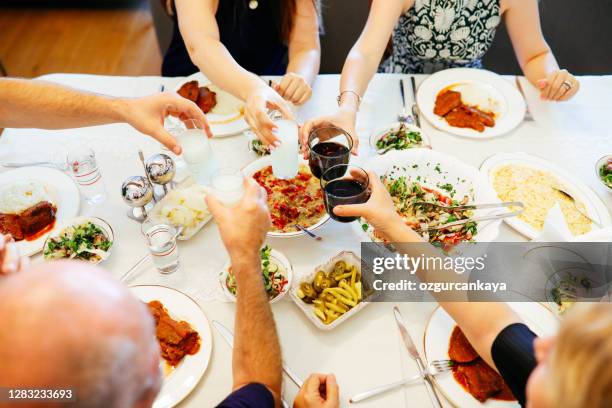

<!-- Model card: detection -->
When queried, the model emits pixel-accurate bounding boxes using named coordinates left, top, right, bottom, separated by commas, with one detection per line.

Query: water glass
left=211, top=167, right=245, bottom=207
left=141, top=219, right=180, bottom=274
left=320, top=164, right=370, bottom=223
left=66, top=146, right=106, bottom=204
left=270, top=119, right=299, bottom=179
left=308, top=126, right=353, bottom=179
left=178, top=119, right=218, bottom=185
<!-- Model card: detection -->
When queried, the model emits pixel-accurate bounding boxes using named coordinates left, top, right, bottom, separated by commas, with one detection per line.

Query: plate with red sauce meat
left=0, top=167, right=80, bottom=256
left=242, top=156, right=330, bottom=238
left=417, top=68, right=525, bottom=138
left=173, top=73, right=248, bottom=138
left=130, top=285, right=213, bottom=408
left=424, top=301, right=558, bottom=407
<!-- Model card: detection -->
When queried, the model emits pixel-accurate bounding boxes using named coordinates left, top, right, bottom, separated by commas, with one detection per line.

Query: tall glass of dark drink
left=308, top=126, right=353, bottom=179
left=320, top=164, right=370, bottom=223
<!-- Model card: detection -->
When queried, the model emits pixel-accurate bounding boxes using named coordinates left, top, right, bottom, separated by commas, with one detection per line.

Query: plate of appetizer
left=0, top=167, right=80, bottom=256
left=417, top=68, right=525, bottom=138
left=219, top=245, right=292, bottom=304
left=595, top=155, right=612, bottom=192
left=149, top=183, right=213, bottom=240
left=291, top=251, right=368, bottom=330
left=480, top=152, right=611, bottom=240
left=43, top=217, right=113, bottom=264
left=369, top=122, right=431, bottom=154
left=242, top=156, right=330, bottom=238
left=424, top=302, right=558, bottom=407
left=130, top=285, right=213, bottom=408
left=174, top=72, right=248, bottom=137
left=354, top=149, right=502, bottom=246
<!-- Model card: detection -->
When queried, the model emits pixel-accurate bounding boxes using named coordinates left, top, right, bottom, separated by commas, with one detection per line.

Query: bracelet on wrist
left=336, top=90, right=362, bottom=110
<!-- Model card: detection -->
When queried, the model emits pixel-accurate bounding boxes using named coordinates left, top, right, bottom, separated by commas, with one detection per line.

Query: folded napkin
left=535, top=203, right=612, bottom=242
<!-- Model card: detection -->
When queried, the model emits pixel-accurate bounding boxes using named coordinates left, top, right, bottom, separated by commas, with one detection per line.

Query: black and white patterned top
left=380, top=0, right=501, bottom=74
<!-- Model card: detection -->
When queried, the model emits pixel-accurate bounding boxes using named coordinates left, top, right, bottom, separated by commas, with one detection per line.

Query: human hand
left=205, top=177, right=271, bottom=261
left=294, top=374, right=339, bottom=408
left=272, top=72, right=312, bottom=105
left=299, top=108, right=358, bottom=159
left=245, top=84, right=295, bottom=147
left=0, top=234, right=28, bottom=276
left=121, top=92, right=212, bottom=155
left=536, top=69, right=580, bottom=101
left=333, top=170, right=406, bottom=240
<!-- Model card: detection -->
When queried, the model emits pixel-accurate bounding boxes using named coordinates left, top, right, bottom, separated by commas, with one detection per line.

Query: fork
left=398, top=79, right=412, bottom=124
left=349, top=360, right=452, bottom=403
left=413, top=201, right=523, bottom=212
left=552, top=187, right=601, bottom=227
left=515, top=76, right=534, bottom=122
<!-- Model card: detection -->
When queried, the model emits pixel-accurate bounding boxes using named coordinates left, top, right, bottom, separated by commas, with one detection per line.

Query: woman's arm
left=333, top=172, right=521, bottom=369
left=274, top=0, right=321, bottom=105
left=299, top=0, right=406, bottom=153
left=174, top=0, right=293, bottom=145
left=503, top=0, right=579, bottom=101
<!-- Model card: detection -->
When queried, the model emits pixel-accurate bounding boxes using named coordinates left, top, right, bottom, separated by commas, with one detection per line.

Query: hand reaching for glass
left=244, top=84, right=295, bottom=147
left=299, top=108, right=358, bottom=158
left=205, top=177, right=270, bottom=261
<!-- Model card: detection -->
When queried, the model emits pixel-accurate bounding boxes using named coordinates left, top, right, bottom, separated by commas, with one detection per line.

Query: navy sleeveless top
left=162, top=0, right=289, bottom=77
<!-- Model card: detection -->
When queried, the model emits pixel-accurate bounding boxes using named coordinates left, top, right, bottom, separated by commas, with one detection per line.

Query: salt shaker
left=121, top=176, right=154, bottom=222
left=145, top=153, right=176, bottom=196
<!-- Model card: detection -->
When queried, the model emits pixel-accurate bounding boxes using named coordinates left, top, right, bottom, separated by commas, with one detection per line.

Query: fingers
left=282, top=78, right=302, bottom=103
left=205, top=192, right=228, bottom=223
left=255, top=109, right=280, bottom=146
left=549, top=70, right=570, bottom=101
left=1, top=239, right=21, bottom=275
left=333, top=203, right=367, bottom=218
left=152, top=127, right=181, bottom=155
left=559, top=78, right=579, bottom=101
left=324, top=374, right=339, bottom=404
left=303, top=373, right=324, bottom=393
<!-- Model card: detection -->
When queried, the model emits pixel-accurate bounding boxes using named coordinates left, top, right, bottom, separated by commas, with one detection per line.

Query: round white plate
left=352, top=149, right=502, bottom=243
left=424, top=301, right=558, bottom=408
left=242, top=155, right=330, bottom=238
left=219, top=248, right=293, bottom=304
left=0, top=167, right=80, bottom=256
left=480, top=152, right=612, bottom=240
left=369, top=122, right=431, bottom=153
left=417, top=68, right=525, bottom=138
left=173, top=73, right=248, bottom=138
left=130, top=285, right=213, bottom=408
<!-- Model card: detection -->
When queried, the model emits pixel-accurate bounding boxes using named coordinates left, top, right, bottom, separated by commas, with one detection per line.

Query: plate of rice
left=480, top=152, right=611, bottom=240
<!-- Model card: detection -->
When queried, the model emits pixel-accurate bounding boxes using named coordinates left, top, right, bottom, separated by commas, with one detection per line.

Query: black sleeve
left=491, top=323, right=538, bottom=407
left=216, top=383, right=275, bottom=408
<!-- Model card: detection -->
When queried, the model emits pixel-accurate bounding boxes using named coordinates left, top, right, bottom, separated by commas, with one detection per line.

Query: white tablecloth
left=1, top=73, right=611, bottom=408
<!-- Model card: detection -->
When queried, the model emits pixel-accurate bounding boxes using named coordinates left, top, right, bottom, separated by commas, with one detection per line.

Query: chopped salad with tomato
left=226, top=245, right=289, bottom=300
left=364, top=175, right=477, bottom=246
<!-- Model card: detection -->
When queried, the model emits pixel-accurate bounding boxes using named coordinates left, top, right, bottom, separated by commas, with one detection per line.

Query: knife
left=393, top=307, right=443, bottom=408
left=409, top=76, right=421, bottom=128
left=212, top=320, right=304, bottom=388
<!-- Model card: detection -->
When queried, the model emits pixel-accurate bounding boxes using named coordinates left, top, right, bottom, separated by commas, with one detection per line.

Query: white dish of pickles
left=291, top=251, right=368, bottom=330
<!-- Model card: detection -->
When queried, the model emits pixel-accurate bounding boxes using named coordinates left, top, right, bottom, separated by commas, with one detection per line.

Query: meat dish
left=434, top=89, right=496, bottom=132
left=177, top=80, right=217, bottom=114
left=0, top=201, right=57, bottom=241
left=253, top=164, right=326, bottom=233
left=448, top=326, right=515, bottom=403
left=147, top=300, right=201, bottom=367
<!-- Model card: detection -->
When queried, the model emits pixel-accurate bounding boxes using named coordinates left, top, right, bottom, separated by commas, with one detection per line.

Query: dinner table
left=1, top=72, right=611, bottom=408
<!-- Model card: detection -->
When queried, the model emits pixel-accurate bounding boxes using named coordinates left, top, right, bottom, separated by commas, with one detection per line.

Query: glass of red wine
left=320, top=164, right=371, bottom=223
left=308, top=126, right=353, bottom=179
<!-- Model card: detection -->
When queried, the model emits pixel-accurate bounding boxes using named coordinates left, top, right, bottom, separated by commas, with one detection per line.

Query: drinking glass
left=66, top=146, right=106, bottom=204
left=178, top=119, right=218, bottom=185
left=270, top=119, right=299, bottom=179
left=320, top=164, right=370, bottom=223
left=308, top=126, right=353, bottom=179
left=141, top=218, right=180, bottom=274
left=211, top=167, right=245, bottom=207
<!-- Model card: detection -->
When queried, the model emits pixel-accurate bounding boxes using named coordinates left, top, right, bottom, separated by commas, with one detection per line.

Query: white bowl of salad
left=43, top=217, right=114, bottom=264
left=595, top=155, right=612, bottom=192
left=219, top=245, right=293, bottom=304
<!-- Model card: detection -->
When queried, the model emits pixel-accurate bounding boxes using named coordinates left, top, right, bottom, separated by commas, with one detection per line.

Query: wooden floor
left=0, top=1, right=162, bottom=78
